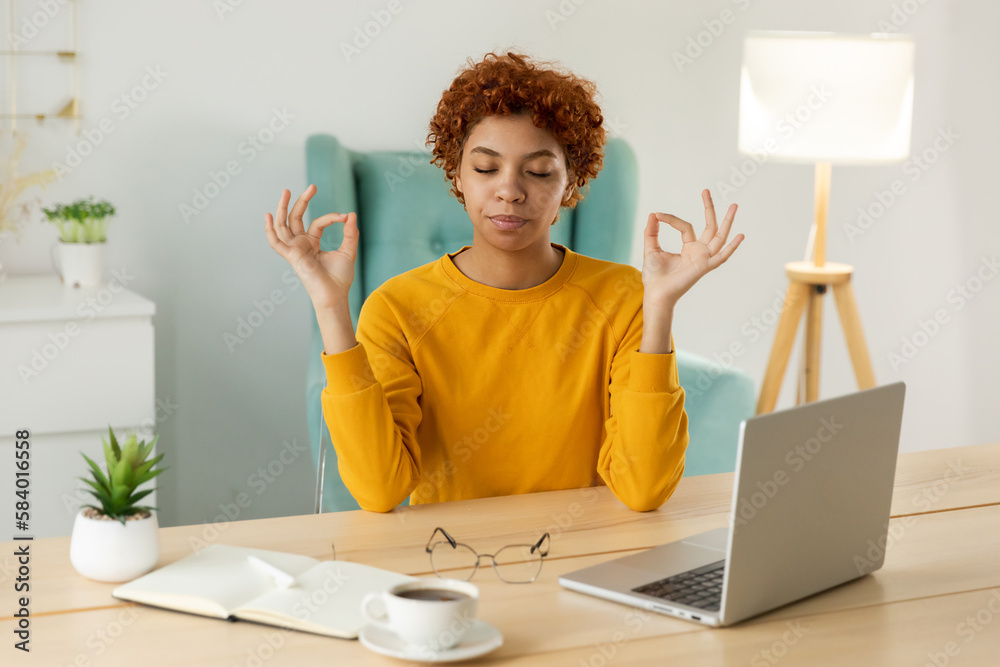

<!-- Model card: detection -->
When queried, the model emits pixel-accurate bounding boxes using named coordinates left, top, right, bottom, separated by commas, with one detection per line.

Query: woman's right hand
left=265, top=184, right=359, bottom=311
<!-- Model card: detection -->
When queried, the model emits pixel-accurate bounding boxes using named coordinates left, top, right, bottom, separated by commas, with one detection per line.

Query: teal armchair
left=304, top=134, right=755, bottom=512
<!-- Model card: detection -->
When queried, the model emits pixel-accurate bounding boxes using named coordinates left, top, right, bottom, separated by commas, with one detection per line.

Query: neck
left=456, top=242, right=565, bottom=290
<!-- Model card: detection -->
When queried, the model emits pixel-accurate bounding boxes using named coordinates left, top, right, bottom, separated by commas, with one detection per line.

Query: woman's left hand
left=642, top=189, right=744, bottom=308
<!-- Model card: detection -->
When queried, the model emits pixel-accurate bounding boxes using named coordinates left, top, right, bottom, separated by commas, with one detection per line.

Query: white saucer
left=358, top=619, right=503, bottom=663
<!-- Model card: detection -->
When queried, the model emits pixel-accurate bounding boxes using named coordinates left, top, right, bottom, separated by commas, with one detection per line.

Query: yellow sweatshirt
left=320, top=243, right=689, bottom=513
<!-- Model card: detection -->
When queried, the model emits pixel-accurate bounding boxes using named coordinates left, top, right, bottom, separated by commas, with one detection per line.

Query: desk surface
left=3, top=442, right=1000, bottom=665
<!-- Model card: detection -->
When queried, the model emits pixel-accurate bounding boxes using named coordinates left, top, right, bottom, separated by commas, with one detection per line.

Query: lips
left=490, top=215, right=528, bottom=230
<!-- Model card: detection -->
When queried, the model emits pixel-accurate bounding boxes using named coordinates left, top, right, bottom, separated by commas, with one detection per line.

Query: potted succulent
left=42, top=196, right=116, bottom=287
left=70, top=426, right=166, bottom=583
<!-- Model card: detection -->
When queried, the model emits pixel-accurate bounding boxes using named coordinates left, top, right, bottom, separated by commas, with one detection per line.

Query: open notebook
left=112, top=544, right=417, bottom=639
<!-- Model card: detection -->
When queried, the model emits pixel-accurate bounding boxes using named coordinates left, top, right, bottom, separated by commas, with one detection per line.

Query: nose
left=494, top=169, right=526, bottom=203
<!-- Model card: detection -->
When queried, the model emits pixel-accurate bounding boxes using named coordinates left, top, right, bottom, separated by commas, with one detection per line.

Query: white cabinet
left=0, top=274, right=156, bottom=538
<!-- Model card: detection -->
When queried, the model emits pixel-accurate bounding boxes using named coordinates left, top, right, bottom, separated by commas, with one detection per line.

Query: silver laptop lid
left=720, top=382, right=906, bottom=625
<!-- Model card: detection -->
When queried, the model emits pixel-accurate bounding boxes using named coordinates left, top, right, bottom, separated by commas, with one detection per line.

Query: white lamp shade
left=737, top=31, right=915, bottom=164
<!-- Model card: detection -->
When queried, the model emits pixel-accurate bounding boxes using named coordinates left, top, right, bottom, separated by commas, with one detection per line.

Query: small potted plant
left=70, top=426, right=166, bottom=583
left=42, top=196, right=116, bottom=287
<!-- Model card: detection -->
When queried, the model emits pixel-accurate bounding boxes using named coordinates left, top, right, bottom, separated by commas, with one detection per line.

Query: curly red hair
left=426, top=50, right=606, bottom=210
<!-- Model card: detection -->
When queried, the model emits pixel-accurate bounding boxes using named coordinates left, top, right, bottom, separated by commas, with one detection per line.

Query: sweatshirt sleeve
left=596, top=307, right=689, bottom=512
left=319, top=291, right=422, bottom=512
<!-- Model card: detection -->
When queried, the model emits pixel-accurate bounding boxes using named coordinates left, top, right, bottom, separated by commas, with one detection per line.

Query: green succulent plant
left=79, top=426, right=166, bottom=525
left=42, top=196, right=116, bottom=243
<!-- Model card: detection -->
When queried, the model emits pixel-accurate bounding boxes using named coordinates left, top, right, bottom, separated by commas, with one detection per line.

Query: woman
left=265, top=51, right=742, bottom=513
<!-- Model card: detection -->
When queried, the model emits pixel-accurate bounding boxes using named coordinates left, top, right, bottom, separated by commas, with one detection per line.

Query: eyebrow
left=468, top=146, right=558, bottom=161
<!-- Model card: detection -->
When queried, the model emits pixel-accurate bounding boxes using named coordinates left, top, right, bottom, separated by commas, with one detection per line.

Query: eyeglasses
left=425, top=527, right=551, bottom=584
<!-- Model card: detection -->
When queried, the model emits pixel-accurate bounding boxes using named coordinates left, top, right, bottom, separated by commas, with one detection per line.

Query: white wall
left=4, top=0, right=997, bottom=528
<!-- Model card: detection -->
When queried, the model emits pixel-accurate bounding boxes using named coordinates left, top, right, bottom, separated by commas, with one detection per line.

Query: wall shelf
left=3, top=0, right=80, bottom=134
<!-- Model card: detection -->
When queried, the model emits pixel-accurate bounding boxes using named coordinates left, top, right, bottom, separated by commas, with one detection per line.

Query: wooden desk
left=3, top=443, right=999, bottom=665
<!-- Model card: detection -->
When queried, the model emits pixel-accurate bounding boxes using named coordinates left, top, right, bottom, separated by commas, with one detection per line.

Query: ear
left=561, top=180, right=575, bottom=208
left=564, top=171, right=576, bottom=200
left=454, top=163, right=464, bottom=201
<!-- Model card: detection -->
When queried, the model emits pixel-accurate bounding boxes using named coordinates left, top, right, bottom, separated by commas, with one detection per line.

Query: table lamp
left=737, top=30, right=915, bottom=414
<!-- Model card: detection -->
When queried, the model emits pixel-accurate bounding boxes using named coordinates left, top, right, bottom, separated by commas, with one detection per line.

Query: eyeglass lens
left=429, top=540, right=543, bottom=583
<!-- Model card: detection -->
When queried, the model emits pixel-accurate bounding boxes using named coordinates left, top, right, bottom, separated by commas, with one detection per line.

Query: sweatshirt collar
left=442, top=243, right=578, bottom=301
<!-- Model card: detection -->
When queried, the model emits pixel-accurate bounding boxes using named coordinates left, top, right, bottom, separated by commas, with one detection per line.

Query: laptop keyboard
left=631, top=560, right=726, bottom=612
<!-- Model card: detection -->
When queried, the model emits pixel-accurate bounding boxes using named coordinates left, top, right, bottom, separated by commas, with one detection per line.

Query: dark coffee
left=395, top=588, right=470, bottom=602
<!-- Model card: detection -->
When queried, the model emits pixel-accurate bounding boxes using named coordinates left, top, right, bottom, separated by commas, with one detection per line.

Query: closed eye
left=473, top=168, right=551, bottom=178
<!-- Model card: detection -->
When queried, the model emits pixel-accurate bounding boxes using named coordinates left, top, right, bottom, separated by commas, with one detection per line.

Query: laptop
left=559, top=382, right=906, bottom=627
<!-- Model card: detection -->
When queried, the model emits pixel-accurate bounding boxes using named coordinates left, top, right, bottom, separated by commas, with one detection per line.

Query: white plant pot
left=69, top=510, right=160, bottom=582
left=53, top=241, right=106, bottom=287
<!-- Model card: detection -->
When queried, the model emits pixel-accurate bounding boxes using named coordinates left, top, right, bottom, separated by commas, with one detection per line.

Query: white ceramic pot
left=52, top=241, right=106, bottom=287
left=69, top=510, right=160, bottom=582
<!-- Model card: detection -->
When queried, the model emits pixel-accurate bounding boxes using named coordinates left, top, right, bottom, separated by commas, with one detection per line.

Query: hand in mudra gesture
left=264, top=184, right=360, bottom=311
left=642, top=188, right=744, bottom=308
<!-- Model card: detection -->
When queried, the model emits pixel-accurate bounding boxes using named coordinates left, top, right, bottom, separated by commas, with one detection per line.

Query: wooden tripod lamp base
left=756, top=260, right=876, bottom=414
left=755, top=162, right=877, bottom=415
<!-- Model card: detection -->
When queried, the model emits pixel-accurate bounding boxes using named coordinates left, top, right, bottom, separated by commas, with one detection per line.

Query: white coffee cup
left=361, top=578, right=479, bottom=651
